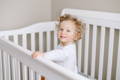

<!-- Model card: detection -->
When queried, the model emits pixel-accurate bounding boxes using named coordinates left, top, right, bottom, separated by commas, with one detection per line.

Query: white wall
left=52, top=0, right=120, bottom=20
left=0, top=0, right=51, bottom=30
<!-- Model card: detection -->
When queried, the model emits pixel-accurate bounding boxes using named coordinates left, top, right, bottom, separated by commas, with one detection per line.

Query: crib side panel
left=0, top=37, right=91, bottom=80
left=0, top=21, right=59, bottom=80
left=76, top=24, right=120, bottom=80
left=87, top=22, right=120, bottom=80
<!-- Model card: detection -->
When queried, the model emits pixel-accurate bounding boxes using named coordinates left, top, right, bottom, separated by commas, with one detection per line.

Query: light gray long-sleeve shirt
left=43, top=43, right=78, bottom=73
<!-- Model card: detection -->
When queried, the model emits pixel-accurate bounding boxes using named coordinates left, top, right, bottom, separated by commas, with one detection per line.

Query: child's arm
left=32, top=47, right=70, bottom=62
left=42, top=49, right=69, bottom=62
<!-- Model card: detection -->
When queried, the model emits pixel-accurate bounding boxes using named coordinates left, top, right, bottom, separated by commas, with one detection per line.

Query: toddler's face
left=58, top=20, right=77, bottom=46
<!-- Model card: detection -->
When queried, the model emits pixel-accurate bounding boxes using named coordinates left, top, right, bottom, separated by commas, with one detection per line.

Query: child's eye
left=59, top=28, right=63, bottom=31
left=67, top=30, right=71, bottom=32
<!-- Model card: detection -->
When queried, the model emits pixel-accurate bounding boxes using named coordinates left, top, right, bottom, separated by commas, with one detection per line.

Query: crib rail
left=0, top=21, right=59, bottom=80
left=0, top=37, right=92, bottom=80
left=62, top=8, right=120, bottom=29
left=0, top=21, right=57, bottom=36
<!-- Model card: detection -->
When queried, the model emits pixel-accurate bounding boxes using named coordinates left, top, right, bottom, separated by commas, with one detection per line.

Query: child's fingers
left=32, top=54, right=38, bottom=58
left=32, top=53, right=38, bottom=58
left=31, top=51, right=42, bottom=59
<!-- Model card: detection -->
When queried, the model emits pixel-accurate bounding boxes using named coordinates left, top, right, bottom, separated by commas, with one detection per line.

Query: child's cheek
left=57, top=33, right=60, bottom=38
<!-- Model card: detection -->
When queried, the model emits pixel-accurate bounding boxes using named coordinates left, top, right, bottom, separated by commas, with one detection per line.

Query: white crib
left=0, top=8, right=120, bottom=80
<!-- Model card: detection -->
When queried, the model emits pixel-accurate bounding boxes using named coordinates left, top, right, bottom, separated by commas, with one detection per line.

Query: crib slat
left=107, top=28, right=115, bottom=80
left=14, top=35, right=18, bottom=44
left=0, top=49, right=3, bottom=80
left=22, top=34, right=27, bottom=49
left=91, top=25, right=97, bottom=78
left=54, top=31, right=58, bottom=49
left=22, top=65, right=28, bottom=80
left=3, top=51, right=8, bottom=80
left=47, top=32, right=51, bottom=51
left=98, top=27, right=105, bottom=80
left=39, top=32, right=45, bottom=80
left=3, top=36, right=11, bottom=80
left=13, top=35, right=21, bottom=80
left=3, top=52, right=11, bottom=80
left=39, top=32, right=43, bottom=52
left=78, top=39, right=82, bottom=72
left=3, top=36, right=9, bottom=80
left=31, top=33, right=35, bottom=51
left=7, top=54, right=11, bottom=80
left=84, top=24, right=89, bottom=74
left=29, top=69, right=35, bottom=80
left=11, top=56, right=17, bottom=80
left=7, top=36, right=11, bottom=80
left=30, top=33, right=36, bottom=80
left=2, top=37, right=6, bottom=80
left=116, top=30, right=120, bottom=80
left=22, top=34, right=29, bottom=80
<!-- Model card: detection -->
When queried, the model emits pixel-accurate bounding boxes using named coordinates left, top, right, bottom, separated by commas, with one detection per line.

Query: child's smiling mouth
left=60, top=35, right=67, bottom=38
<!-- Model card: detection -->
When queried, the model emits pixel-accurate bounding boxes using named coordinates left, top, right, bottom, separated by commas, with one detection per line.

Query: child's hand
left=32, top=51, right=43, bottom=59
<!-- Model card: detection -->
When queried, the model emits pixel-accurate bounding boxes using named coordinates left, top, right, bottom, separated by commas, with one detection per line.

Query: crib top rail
left=62, top=8, right=120, bottom=29
left=0, top=21, right=57, bottom=36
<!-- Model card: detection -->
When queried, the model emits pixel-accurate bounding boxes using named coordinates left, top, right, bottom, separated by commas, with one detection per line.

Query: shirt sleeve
left=42, top=48, right=69, bottom=62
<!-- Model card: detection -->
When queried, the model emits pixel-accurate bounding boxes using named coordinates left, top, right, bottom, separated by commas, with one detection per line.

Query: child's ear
left=74, top=33, right=78, bottom=41
left=76, top=32, right=81, bottom=40
left=74, top=36, right=77, bottom=41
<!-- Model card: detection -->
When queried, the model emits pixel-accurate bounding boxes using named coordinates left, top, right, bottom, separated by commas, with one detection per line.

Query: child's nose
left=61, top=30, right=66, bottom=34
